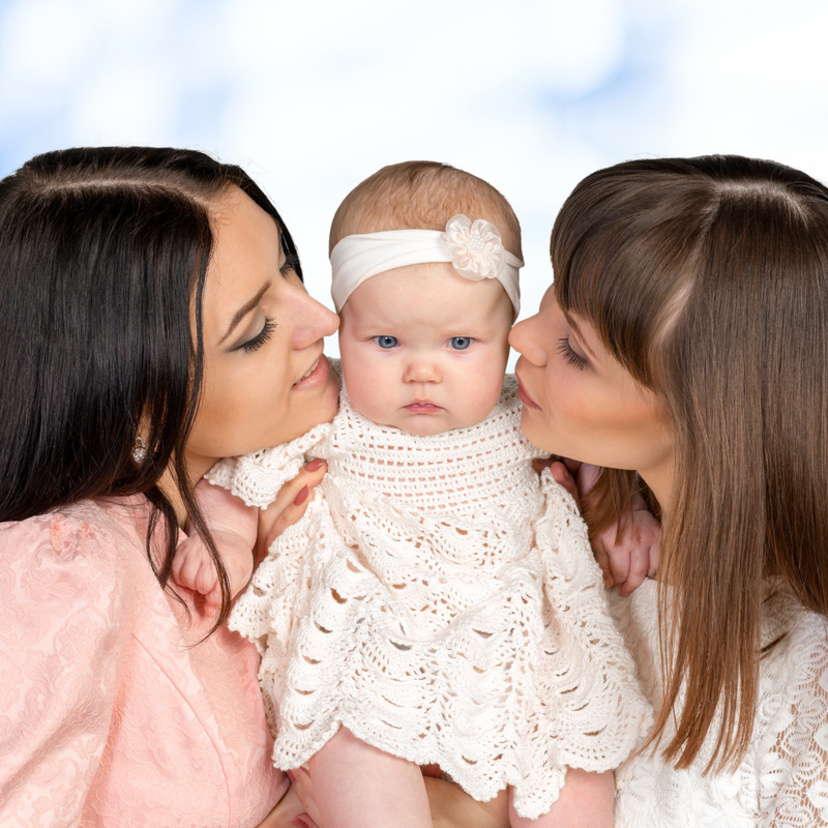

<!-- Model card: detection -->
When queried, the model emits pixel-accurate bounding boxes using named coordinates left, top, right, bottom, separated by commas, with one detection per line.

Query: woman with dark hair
left=0, top=146, right=341, bottom=825
left=509, top=155, right=828, bottom=824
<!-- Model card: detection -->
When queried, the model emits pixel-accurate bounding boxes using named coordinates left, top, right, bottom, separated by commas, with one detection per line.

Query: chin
left=313, top=378, right=342, bottom=420
left=403, top=419, right=450, bottom=437
left=518, top=410, right=554, bottom=453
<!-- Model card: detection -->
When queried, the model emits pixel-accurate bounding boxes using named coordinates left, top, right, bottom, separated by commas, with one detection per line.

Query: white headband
left=330, top=214, right=522, bottom=314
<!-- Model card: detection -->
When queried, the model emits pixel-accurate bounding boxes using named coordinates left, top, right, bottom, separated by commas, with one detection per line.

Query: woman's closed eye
left=557, top=336, right=589, bottom=370
left=373, top=335, right=399, bottom=349
left=236, top=317, right=277, bottom=353
left=280, top=253, right=300, bottom=276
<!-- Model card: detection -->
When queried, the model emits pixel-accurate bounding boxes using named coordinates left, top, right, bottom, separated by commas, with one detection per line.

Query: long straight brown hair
left=552, top=155, right=828, bottom=771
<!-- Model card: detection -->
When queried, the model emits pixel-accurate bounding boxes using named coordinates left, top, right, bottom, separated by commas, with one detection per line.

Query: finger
left=171, top=546, right=185, bottom=579
left=606, top=545, right=632, bottom=587
left=276, top=459, right=328, bottom=512
left=560, top=456, right=583, bottom=477
left=175, top=554, right=203, bottom=591
left=287, top=767, right=321, bottom=826
left=595, top=522, right=632, bottom=587
left=647, top=540, right=661, bottom=579
left=204, top=582, right=223, bottom=617
left=574, top=462, right=601, bottom=494
left=620, top=545, right=650, bottom=596
left=258, top=782, right=312, bottom=827
left=260, top=461, right=329, bottom=549
left=549, top=461, right=579, bottom=502
left=590, top=537, right=615, bottom=588
left=258, top=461, right=328, bottom=540
left=261, top=494, right=313, bottom=551
left=195, top=561, right=218, bottom=596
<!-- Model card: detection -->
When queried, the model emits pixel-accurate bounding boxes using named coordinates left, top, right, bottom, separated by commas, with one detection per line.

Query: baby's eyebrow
left=220, top=283, right=270, bottom=344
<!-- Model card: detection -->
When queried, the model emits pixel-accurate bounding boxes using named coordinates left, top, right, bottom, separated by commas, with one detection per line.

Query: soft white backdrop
left=2, top=0, right=827, bottom=353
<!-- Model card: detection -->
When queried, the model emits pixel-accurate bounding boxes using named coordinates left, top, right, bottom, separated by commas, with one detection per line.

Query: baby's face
left=338, top=263, right=513, bottom=436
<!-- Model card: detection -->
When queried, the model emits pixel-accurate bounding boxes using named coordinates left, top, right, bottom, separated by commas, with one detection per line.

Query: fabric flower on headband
left=441, top=214, right=507, bottom=281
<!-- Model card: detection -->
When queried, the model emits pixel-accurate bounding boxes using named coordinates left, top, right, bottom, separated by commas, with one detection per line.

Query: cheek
left=478, top=359, right=508, bottom=405
left=341, top=353, right=391, bottom=418
left=202, top=352, right=291, bottom=439
left=520, top=362, right=606, bottom=451
left=453, top=353, right=506, bottom=422
left=552, top=374, right=642, bottom=440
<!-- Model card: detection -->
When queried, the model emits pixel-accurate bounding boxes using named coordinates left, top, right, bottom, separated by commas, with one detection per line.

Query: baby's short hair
left=329, top=161, right=522, bottom=260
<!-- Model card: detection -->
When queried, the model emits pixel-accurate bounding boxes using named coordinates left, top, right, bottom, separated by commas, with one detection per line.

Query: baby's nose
left=404, top=358, right=441, bottom=383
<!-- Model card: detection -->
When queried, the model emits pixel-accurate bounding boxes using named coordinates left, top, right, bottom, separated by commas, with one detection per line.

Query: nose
left=509, top=315, right=546, bottom=367
left=291, top=288, right=340, bottom=350
left=404, top=356, right=441, bottom=384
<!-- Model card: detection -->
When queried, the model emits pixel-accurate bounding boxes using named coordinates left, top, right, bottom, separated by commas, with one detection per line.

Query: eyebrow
left=219, top=282, right=271, bottom=345
left=564, top=311, right=599, bottom=361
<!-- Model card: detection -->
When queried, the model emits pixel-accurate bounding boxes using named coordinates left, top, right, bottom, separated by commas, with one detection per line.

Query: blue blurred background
left=1, top=0, right=826, bottom=342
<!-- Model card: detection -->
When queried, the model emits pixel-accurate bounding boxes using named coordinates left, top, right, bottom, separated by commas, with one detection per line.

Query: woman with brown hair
left=509, top=154, right=828, bottom=824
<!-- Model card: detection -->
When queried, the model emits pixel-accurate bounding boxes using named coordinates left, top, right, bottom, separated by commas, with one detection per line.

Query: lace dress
left=212, top=376, right=650, bottom=819
left=612, top=579, right=828, bottom=826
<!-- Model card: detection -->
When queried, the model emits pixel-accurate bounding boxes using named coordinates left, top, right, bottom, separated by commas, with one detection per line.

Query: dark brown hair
left=552, top=155, right=828, bottom=770
left=0, top=146, right=302, bottom=630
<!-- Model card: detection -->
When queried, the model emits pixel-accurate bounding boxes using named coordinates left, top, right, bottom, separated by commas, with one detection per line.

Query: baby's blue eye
left=373, top=335, right=399, bottom=349
left=449, top=336, right=473, bottom=351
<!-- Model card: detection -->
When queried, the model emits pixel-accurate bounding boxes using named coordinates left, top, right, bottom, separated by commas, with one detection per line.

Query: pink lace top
left=0, top=496, right=286, bottom=827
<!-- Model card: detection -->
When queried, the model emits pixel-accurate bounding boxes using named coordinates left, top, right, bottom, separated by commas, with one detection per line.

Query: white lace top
left=211, top=376, right=650, bottom=819
left=611, top=580, right=828, bottom=826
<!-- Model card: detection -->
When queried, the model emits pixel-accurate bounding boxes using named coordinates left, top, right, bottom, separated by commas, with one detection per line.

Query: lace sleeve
left=206, top=421, right=331, bottom=509
left=761, top=616, right=828, bottom=827
left=0, top=513, right=126, bottom=826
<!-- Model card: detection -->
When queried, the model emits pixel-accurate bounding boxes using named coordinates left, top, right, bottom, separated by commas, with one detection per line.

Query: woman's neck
left=639, top=461, right=673, bottom=524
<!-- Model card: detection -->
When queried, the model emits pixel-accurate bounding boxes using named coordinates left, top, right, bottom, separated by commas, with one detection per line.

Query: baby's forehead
left=342, top=263, right=512, bottom=328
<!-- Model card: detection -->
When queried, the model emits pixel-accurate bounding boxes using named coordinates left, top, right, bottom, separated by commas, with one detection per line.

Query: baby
left=175, top=162, right=651, bottom=827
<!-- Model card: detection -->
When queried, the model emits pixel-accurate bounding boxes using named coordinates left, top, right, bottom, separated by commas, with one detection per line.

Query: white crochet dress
left=212, top=375, right=650, bottom=819
left=612, top=580, right=828, bottom=826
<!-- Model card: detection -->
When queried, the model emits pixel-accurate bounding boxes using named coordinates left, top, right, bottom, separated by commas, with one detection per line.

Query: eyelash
left=239, top=317, right=276, bottom=353
left=557, top=336, right=588, bottom=370
left=281, top=254, right=300, bottom=275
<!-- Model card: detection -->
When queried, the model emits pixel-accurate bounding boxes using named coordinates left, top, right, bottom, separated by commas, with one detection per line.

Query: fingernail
left=286, top=769, right=296, bottom=783
left=304, top=457, right=325, bottom=472
left=293, top=486, right=309, bottom=506
left=292, top=818, right=312, bottom=828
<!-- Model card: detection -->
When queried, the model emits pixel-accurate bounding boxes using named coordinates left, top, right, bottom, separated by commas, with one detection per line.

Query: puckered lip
left=293, top=351, right=329, bottom=389
left=515, top=368, right=540, bottom=410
